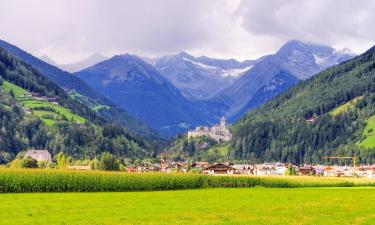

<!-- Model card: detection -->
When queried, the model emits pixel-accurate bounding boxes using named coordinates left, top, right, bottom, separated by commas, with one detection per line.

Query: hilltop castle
left=188, top=117, right=232, bottom=142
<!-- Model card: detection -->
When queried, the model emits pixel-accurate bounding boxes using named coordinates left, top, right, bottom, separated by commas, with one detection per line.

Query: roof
left=24, top=150, right=52, bottom=162
left=204, top=163, right=236, bottom=171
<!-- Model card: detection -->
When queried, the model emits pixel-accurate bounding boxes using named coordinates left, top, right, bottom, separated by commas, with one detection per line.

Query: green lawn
left=359, top=115, right=375, bottom=147
left=0, top=188, right=374, bottom=225
left=330, top=96, right=363, bottom=116
left=2, top=81, right=85, bottom=125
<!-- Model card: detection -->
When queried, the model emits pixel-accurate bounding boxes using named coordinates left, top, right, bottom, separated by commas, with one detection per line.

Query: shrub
left=20, top=157, right=38, bottom=168
left=98, top=152, right=120, bottom=171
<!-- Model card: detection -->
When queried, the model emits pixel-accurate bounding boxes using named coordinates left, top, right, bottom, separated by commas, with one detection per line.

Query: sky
left=0, top=0, right=375, bottom=64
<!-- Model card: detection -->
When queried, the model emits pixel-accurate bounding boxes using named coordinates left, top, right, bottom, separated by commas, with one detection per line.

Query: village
left=22, top=149, right=375, bottom=178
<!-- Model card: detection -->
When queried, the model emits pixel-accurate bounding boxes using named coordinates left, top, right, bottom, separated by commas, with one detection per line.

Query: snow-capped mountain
left=153, top=52, right=254, bottom=100
left=75, top=54, right=212, bottom=137
left=210, top=40, right=356, bottom=122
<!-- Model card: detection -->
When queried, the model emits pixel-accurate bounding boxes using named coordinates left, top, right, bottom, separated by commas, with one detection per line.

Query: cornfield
left=1, top=169, right=375, bottom=193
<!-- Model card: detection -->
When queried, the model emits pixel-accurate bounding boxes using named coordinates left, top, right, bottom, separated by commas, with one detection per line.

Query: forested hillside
left=0, top=47, right=152, bottom=163
left=0, top=39, right=159, bottom=139
left=230, top=46, right=375, bottom=164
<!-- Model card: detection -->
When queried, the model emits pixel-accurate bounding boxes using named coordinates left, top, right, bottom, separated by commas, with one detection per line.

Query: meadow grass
left=359, top=115, right=375, bottom=147
left=330, top=96, right=363, bottom=116
left=0, top=187, right=375, bottom=225
left=1, top=169, right=375, bottom=193
left=2, top=80, right=85, bottom=125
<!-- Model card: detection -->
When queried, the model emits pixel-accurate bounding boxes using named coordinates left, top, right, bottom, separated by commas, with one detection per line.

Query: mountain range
left=209, top=40, right=355, bottom=121
left=0, top=39, right=159, bottom=139
left=41, top=53, right=108, bottom=73
left=75, top=54, right=211, bottom=137
left=0, top=38, right=356, bottom=137
left=230, top=45, right=375, bottom=164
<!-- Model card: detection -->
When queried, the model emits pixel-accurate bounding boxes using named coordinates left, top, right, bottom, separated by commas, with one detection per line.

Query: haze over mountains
left=0, top=38, right=355, bottom=137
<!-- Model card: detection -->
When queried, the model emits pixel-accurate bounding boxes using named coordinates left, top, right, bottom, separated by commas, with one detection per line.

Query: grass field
left=330, top=96, right=363, bottom=116
left=359, top=115, right=375, bottom=147
left=1, top=188, right=374, bottom=225
left=2, top=81, right=85, bottom=125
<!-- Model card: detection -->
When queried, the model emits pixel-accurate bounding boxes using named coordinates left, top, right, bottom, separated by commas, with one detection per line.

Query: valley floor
left=1, top=187, right=375, bottom=225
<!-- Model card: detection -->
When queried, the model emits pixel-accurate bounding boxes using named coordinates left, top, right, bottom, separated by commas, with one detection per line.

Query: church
left=187, top=117, right=232, bottom=142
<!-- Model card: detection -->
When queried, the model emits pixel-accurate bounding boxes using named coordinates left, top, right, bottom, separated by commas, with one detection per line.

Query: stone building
left=187, top=117, right=232, bottom=142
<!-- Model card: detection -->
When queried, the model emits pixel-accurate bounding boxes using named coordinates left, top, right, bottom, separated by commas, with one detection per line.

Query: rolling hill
left=230, top=45, right=375, bottom=164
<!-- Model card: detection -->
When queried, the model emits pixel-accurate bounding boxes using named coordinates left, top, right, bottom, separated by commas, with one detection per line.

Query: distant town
left=23, top=149, right=375, bottom=178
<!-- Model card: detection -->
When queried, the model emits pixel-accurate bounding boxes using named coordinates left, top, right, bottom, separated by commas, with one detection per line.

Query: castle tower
left=220, top=116, right=226, bottom=128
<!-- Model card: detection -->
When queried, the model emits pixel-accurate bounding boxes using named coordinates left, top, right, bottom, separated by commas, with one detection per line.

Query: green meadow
left=360, top=115, right=375, bottom=147
left=2, top=80, right=85, bottom=126
left=1, top=188, right=374, bottom=225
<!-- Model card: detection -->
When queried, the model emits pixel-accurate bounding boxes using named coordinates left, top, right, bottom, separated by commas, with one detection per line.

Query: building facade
left=187, top=117, right=232, bottom=142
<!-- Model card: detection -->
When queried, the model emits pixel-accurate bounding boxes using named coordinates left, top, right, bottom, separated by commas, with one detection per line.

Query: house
left=136, top=163, right=161, bottom=172
left=232, top=164, right=254, bottom=175
left=166, top=162, right=187, bottom=172
left=22, top=107, right=32, bottom=114
left=254, top=164, right=277, bottom=176
left=299, top=165, right=315, bottom=175
left=323, top=166, right=336, bottom=177
left=203, top=163, right=236, bottom=175
left=24, top=150, right=52, bottom=162
left=190, top=161, right=211, bottom=171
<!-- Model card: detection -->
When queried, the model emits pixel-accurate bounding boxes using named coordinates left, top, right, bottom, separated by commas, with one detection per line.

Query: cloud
left=0, top=0, right=374, bottom=63
left=237, top=0, right=375, bottom=52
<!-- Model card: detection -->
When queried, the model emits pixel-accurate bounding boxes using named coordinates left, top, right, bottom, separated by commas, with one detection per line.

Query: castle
left=187, top=117, right=232, bottom=142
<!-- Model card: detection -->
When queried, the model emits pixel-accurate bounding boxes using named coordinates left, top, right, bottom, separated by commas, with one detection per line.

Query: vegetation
left=329, top=96, right=363, bottom=116
left=0, top=46, right=152, bottom=162
left=1, top=169, right=375, bottom=193
left=165, top=135, right=230, bottom=163
left=0, top=188, right=375, bottom=224
left=231, top=46, right=375, bottom=164
left=359, top=115, right=375, bottom=147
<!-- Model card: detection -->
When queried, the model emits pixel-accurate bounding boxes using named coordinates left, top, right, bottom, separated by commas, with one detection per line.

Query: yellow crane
left=322, top=156, right=358, bottom=167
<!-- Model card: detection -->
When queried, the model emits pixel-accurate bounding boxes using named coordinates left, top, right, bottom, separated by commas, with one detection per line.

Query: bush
left=98, top=152, right=120, bottom=171
left=20, top=157, right=38, bottom=168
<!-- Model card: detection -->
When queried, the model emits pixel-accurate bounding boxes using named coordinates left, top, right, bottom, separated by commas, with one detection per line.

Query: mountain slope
left=0, top=39, right=158, bottom=139
left=59, top=53, right=108, bottom=73
left=230, top=45, right=375, bottom=164
left=0, top=46, right=150, bottom=160
left=212, top=40, right=355, bottom=122
left=75, top=54, right=211, bottom=136
left=154, top=52, right=254, bottom=100
left=0, top=39, right=107, bottom=103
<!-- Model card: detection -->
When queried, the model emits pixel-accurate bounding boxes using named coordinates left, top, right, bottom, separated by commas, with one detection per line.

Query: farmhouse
left=188, top=117, right=232, bottom=142
left=299, top=165, right=315, bottom=175
left=203, top=163, right=236, bottom=175
left=24, top=150, right=52, bottom=162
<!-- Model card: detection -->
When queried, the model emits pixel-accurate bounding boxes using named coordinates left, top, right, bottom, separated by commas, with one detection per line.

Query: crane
left=322, top=156, right=358, bottom=167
